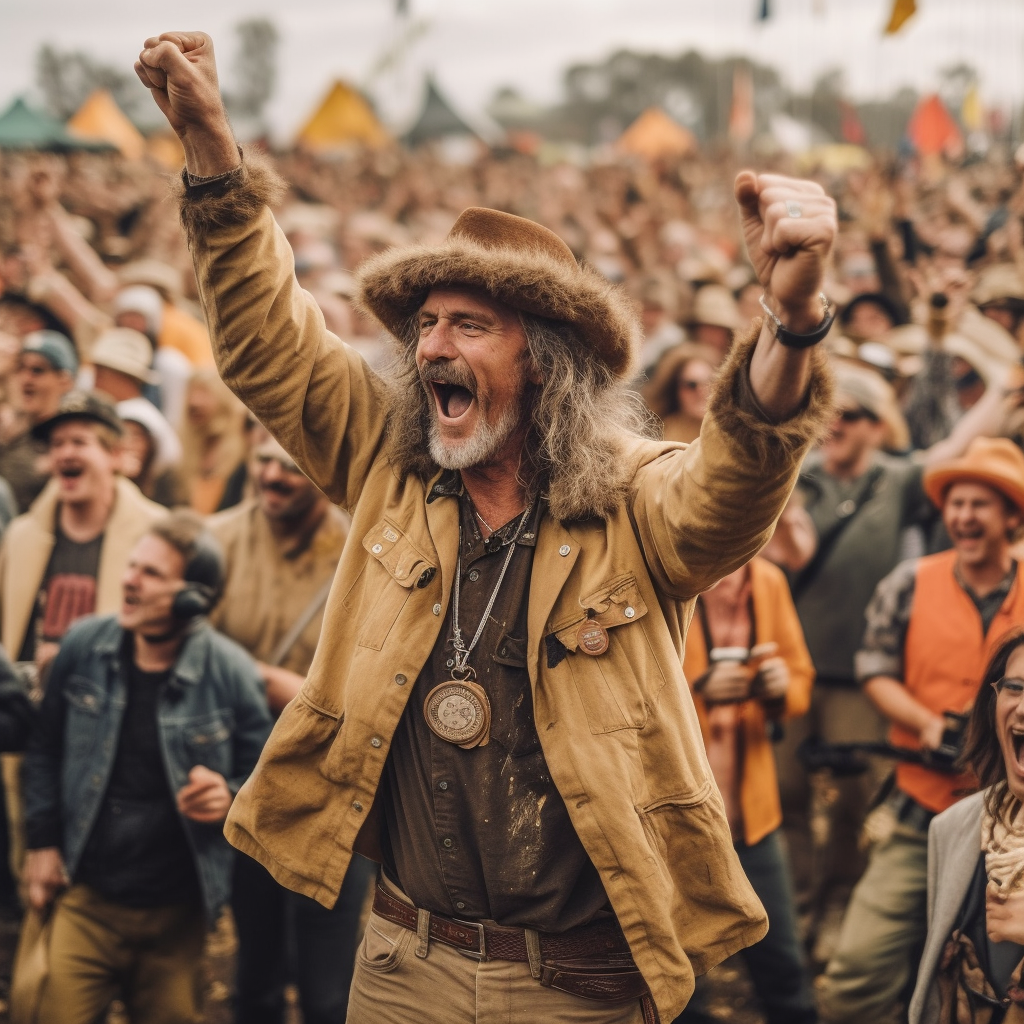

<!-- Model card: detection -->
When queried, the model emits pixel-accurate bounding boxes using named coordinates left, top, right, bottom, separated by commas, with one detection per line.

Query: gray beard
left=427, top=399, right=522, bottom=470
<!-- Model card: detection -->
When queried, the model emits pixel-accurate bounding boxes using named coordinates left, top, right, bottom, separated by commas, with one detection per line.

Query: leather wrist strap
left=759, top=292, right=835, bottom=349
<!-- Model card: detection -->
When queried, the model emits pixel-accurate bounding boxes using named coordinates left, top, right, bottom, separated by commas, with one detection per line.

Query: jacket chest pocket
left=181, top=711, right=234, bottom=777
left=353, top=519, right=436, bottom=651
left=64, top=676, right=108, bottom=760
left=553, top=575, right=667, bottom=734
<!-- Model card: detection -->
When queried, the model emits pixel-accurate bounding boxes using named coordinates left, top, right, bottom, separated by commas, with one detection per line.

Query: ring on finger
left=786, top=200, right=803, bottom=218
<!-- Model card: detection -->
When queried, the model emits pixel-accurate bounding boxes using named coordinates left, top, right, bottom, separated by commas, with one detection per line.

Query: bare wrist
left=180, top=124, right=240, bottom=179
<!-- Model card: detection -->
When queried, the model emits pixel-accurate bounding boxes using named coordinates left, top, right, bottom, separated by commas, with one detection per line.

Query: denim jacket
left=23, top=614, right=272, bottom=922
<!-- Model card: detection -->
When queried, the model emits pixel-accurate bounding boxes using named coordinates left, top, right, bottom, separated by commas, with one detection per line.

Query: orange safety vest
left=896, top=550, right=1024, bottom=812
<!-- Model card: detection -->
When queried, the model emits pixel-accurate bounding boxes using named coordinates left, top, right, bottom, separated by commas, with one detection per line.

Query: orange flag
left=885, top=0, right=917, bottom=33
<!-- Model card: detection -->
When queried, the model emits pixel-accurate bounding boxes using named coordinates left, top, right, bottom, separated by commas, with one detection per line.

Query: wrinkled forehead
left=419, top=285, right=519, bottom=322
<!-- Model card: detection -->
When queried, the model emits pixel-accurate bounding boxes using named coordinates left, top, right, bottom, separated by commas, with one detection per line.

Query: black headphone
left=171, top=530, right=225, bottom=620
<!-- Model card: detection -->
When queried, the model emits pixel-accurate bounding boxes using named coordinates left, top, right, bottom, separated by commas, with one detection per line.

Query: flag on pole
left=884, top=0, right=916, bottom=34
left=729, top=66, right=755, bottom=144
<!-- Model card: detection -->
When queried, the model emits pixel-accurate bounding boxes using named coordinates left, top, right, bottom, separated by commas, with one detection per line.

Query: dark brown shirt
left=379, top=473, right=608, bottom=931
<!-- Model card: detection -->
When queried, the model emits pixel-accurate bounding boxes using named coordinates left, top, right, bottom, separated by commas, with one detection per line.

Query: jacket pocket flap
left=553, top=574, right=648, bottom=652
left=184, top=712, right=234, bottom=746
left=362, top=519, right=435, bottom=588
left=66, top=676, right=106, bottom=715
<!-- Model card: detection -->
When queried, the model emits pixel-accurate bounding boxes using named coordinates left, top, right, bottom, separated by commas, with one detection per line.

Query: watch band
left=759, top=292, right=835, bottom=349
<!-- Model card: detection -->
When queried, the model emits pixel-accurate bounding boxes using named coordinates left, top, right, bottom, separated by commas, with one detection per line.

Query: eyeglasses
left=837, top=408, right=878, bottom=424
left=992, top=677, right=1024, bottom=699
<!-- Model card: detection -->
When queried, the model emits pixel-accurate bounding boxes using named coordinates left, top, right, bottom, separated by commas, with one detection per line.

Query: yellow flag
left=884, top=0, right=917, bottom=33
left=962, top=84, right=983, bottom=133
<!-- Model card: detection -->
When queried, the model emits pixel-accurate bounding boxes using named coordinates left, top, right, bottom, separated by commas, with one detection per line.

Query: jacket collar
left=97, top=619, right=209, bottom=688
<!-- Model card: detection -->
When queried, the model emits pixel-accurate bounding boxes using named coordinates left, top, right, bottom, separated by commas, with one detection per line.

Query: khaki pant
left=346, top=908, right=646, bottom=1024
left=817, top=826, right=928, bottom=1024
left=36, top=884, right=205, bottom=1024
left=775, top=684, right=889, bottom=944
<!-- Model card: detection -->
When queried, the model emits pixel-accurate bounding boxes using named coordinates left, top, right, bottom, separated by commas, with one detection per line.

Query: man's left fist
left=735, top=172, right=837, bottom=333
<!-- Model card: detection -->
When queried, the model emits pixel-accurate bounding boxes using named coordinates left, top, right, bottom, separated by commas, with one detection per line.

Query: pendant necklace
left=423, top=502, right=533, bottom=749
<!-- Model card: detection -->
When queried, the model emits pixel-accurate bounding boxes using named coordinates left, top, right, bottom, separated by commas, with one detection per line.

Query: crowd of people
left=0, top=63, right=1023, bottom=1022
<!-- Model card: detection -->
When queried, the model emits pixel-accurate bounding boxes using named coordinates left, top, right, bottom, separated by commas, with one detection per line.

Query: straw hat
left=833, top=360, right=910, bottom=451
left=356, top=207, right=642, bottom=378
left=689, top=284, right=743, bottom=331
left=923, top=436, right=1024, bottom=513
left=91, top=328, right=160, bottom=385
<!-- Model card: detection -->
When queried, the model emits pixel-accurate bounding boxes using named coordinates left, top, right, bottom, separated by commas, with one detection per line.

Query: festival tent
left=616, top=108, right=697, bottom=161
left=295, top=81, right=390, bottom=151
left=907, top=94, right=963, bottom=158
left=67, top=90, right=146, bottom=160
left=0, top=96, right=109, bottom=151
left=403, top=76, right=480, bottom=147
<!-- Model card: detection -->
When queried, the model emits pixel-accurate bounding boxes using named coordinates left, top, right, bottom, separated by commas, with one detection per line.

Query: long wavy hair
left=378, top=312, right=658, bottom=521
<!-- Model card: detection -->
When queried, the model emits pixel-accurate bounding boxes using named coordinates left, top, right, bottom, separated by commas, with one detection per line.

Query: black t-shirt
left=76, top=658, right=200, bottom=908
left=19, top=520, right=103, bottom=662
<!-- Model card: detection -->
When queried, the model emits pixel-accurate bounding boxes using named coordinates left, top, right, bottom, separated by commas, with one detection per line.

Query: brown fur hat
left=355, top=207, right=643, bottom=379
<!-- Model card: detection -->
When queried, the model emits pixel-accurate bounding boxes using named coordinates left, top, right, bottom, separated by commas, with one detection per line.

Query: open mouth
left=58, top=466, right=84, bottom=480
left=1012, top=730, right=1024, bottom=769
left=430, top=380, right=475, bottom=421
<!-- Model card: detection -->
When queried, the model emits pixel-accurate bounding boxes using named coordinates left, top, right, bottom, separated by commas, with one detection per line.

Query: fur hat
left=355, top=207, right=642, bottom=379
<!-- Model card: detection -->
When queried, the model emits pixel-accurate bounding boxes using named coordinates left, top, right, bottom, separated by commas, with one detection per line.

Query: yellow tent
left=296, top=81, right=390, bottom=151
left=616, top=108, right=697, bottom=161
left=67, top=90, right=145, bottom=160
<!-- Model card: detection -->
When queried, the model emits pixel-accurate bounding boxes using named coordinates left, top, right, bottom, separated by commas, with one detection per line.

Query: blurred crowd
left=2, top=137, right=1024, bottom=1023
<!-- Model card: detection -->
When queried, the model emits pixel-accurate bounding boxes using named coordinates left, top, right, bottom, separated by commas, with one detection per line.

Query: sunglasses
left=992, top=677, right=1024, bottom=699
left=254, top=452, right=302, bottom=475
left=837, top=408, right=878, bottom=424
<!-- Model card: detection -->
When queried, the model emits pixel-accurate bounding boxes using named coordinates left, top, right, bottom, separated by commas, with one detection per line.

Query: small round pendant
left=424, top=680, right=491, bottom=748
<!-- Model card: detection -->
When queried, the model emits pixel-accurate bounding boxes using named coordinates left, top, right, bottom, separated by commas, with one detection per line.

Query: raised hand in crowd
left=176, top=763, right=233, bottom=824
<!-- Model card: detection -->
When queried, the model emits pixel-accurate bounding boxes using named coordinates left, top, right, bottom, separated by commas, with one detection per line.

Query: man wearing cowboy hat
left=820, top=436, right=1024, bottom=1024
left=135, top=30, right=837, bottom=1022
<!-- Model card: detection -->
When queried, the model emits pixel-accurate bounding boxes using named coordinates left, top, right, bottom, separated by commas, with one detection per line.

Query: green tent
left=403, top=76, right=479, bottom=147
left=0, top=97, right=111, bottom=152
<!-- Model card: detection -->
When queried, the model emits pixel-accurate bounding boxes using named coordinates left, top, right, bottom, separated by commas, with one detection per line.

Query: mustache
left=418, top=362, right=477, bottom=393
left=259, top=480, right=295, bottom=496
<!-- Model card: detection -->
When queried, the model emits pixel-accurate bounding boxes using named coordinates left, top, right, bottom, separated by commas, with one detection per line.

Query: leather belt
left=371, top=882, right=660, bottom=1022
left=890, top=789, right=936, bottom=834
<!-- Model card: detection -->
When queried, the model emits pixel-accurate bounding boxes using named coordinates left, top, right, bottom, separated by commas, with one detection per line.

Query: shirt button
left=443, top=838, right=453, bottom=848
left=371, top=737, right=382, bottom=748
left=468, top=569, right=479, bottom=582
left=446, top=658, right=454, bottom=668
left=624, top=606, right=636, bottom=618
left=559, top=544, right=571, bottom=556
left=395, top=673, right=407, bottom=685
left=433, top=603, right=442, bottom=616
left=439, top=781, right=448, bottom=791
left=352, top=801, right=363, bottom=812
left=456, top=901, right=466, bottom=910
left=371, top=543, right=383, bottom=554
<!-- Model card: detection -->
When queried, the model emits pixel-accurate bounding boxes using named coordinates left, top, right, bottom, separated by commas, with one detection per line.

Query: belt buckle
left=452, top=918, right=487, bottom=961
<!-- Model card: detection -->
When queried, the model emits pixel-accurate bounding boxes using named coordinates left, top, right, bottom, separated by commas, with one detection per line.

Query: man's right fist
left=135, top=32, right=240, bottom=178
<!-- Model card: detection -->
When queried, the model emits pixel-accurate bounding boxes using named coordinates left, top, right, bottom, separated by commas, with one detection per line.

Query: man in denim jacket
left=20, top=510, right=272, bottom=1024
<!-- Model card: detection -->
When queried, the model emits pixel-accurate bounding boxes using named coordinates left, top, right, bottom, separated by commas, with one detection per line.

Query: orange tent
left=907, top=94, right=963, bottom=158
left=295, top=81, right=390, bottom=151
left=67, top=90, right=145, bottom=160
left=616, top=108, right=697, bottom=161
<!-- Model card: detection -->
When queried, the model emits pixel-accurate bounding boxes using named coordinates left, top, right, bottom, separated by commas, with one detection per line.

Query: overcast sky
left=4, top=0, right=1024, bottom=141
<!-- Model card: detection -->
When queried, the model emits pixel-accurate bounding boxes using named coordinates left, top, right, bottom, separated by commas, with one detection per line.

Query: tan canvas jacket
left=182, top=157, right=832, bottom=1020
left=0, top=475, right=166, bottom=657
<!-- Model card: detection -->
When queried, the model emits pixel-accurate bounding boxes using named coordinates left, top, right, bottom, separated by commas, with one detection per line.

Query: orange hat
left=923, top=437, right=1024, bottom=513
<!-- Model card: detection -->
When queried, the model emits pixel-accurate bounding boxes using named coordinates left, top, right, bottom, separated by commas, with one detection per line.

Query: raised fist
left=135, top=32, right=239, bottom=177
left=734, top=172, right=837, bottom=333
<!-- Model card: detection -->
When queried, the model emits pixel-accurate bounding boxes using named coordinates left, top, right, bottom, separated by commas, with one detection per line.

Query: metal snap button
left=371, top=543, right=383, bottom=554
left=468, top=569, right=479, bottom=582
left=559, top=544, right=571, bottom=556
left=395, top=674, right=407, bottom=685
left=443, top=838, right=453, bottom=848
left=439, top=781, right=448, bottom=791
left=371, top=737, right=382, bottom=748
left=352, top=801, right=363, bottom=812
left=456, top=901, right=466, bottom=910
left=433, top=603, right=442, bottom=615
left=624, top=606, right=636, bottom=618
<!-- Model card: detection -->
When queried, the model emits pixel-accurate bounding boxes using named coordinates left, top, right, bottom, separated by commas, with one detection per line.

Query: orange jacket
left=684, top=557, right=815, bottom=846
